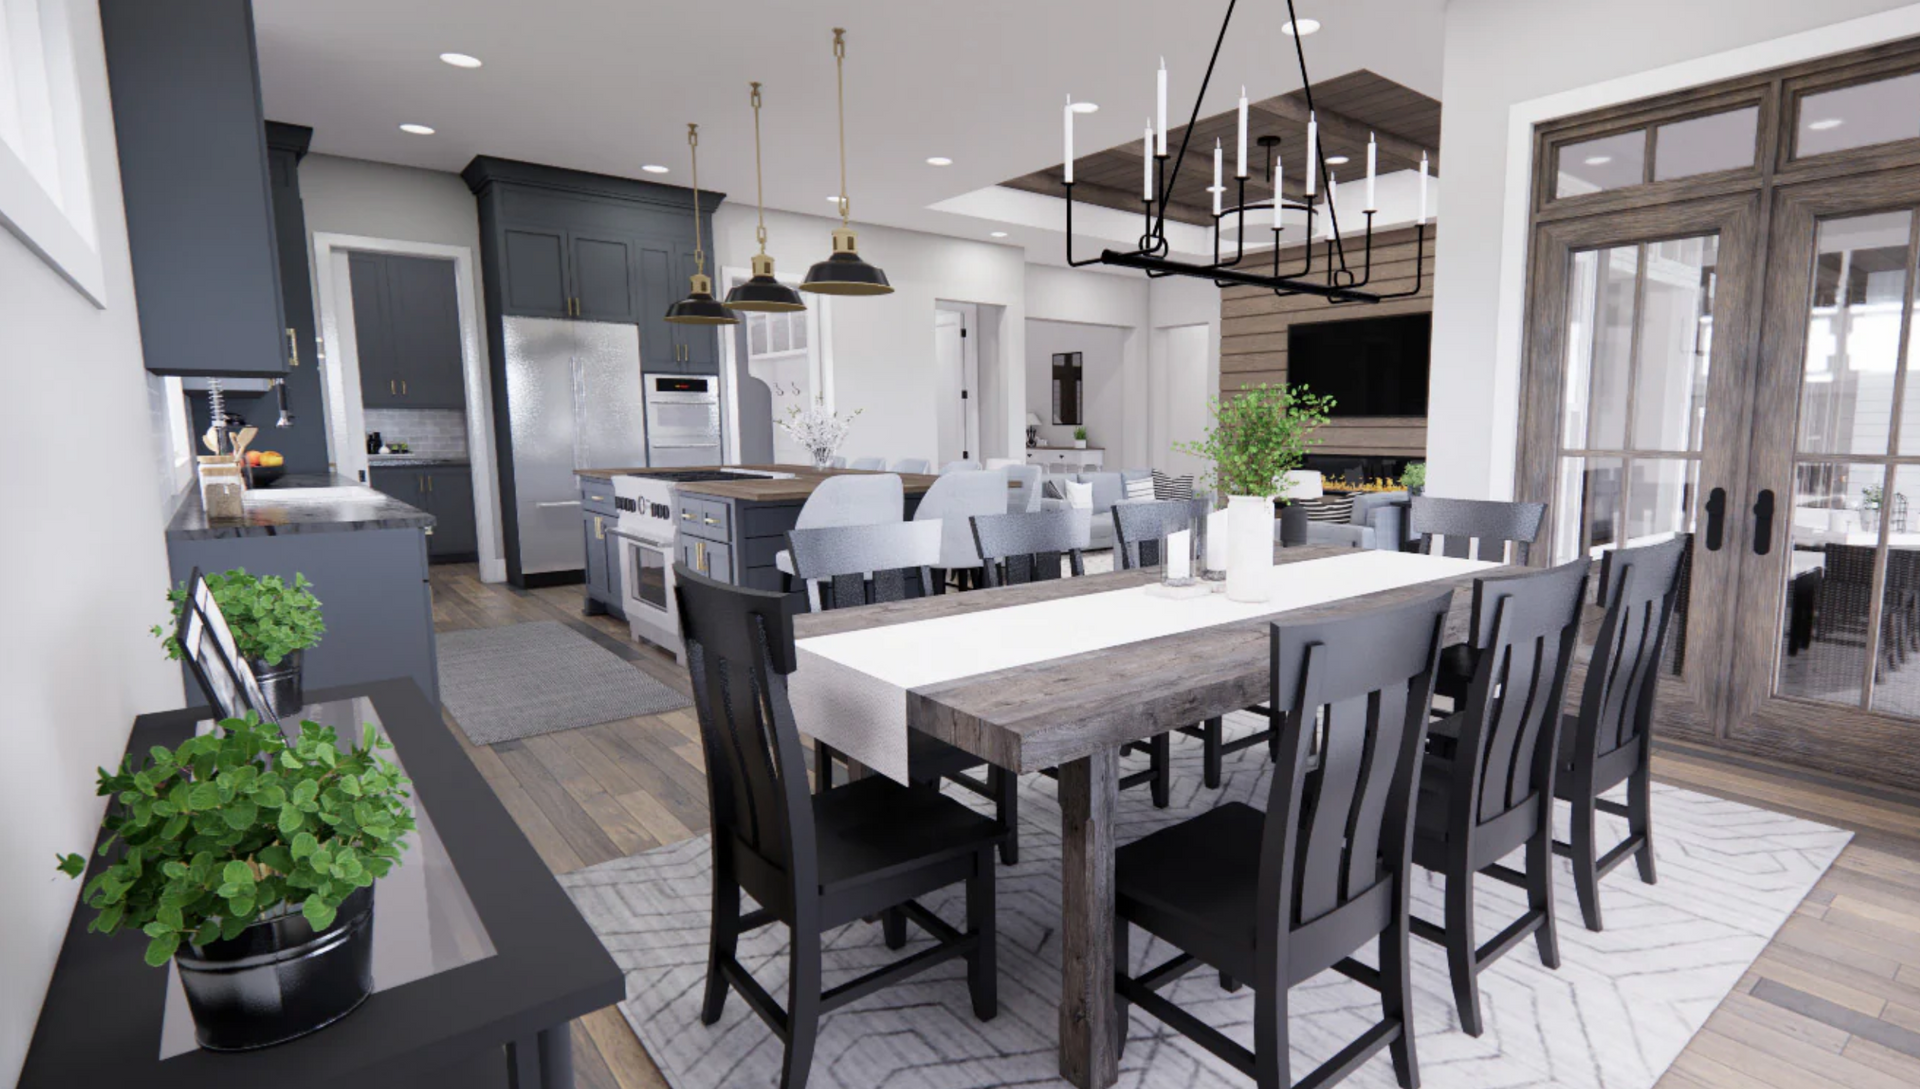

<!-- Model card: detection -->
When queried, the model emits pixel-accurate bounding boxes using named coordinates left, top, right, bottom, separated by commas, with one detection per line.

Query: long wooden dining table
left=791, top=543, right=1505, bottom=1089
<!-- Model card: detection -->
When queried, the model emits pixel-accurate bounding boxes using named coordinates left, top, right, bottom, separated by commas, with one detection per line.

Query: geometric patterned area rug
left=559, top=713, right=1850, bottom=1089
left=437, top=621, right=689, bottom=746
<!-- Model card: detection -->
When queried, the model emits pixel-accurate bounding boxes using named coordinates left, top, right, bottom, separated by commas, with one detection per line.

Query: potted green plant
left=1073, top=426, right=1088, bottom=449
left=154, top=570, right=324, bottom=717
left=1401, top=461, right=1427, bottom=496
left=56, top=713, right=413, bottom=1051
left=1174, top=383, right=1334, bottom=602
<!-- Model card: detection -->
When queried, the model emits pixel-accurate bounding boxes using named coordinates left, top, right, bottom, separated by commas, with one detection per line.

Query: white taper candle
left=1418, top=152, right=1429, bottom=225
left=1064, top=96, right=1074, bottom=184
left=1143, top=122, right=1154, bottom=200
left=1236, top=87, right=1248, bottom=178
left=1156, top=58, right=1168, bottom=156
left=1305, top=111, right=1318, bottom=196
left=1273, top=154, right=1284, bottom=230
left=1212, top=139, right=1223, bottom=216
left=1365, top=133, right=1377, bottom=212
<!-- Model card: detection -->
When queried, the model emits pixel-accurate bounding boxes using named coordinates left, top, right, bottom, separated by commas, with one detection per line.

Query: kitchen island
left=164, top=478, right=442, bottom=704
left=575, top=465, right=943, bottom=595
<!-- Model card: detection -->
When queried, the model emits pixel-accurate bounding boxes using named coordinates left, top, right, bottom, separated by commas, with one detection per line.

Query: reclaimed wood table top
left=793, top=544, right=1505, bottom=774
left=574, top=465, right=953, bottom=502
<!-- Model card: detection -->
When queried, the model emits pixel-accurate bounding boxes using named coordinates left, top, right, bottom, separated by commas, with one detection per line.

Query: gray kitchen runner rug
left=560, top=713, right=1849, bottom=1089
left=437, top=621, right=689, bottom=745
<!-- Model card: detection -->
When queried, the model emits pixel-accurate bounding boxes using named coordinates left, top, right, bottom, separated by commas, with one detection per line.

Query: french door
left=1520, top=195, right=1763, bottom=742
left=1723, top=168, right=1920, bottom=783
left=1522, top=173, right=1920, bottom=786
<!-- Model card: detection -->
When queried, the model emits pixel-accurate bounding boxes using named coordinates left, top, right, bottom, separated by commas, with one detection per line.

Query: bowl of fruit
left=245, top=449, right=287, bottom=487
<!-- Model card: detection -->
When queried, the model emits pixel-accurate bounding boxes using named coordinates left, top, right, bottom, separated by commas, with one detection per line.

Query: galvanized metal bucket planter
left=250, top=649, right=304, bottom=719
left=174, top=884, right=374, bottom=1051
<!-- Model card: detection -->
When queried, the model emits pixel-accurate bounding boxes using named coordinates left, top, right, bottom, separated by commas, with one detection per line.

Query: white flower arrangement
left=779, top=398, right=862, bottom=468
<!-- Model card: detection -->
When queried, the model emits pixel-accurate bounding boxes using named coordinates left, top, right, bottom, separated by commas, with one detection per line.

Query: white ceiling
left=252, top=0, right=1448, bottom=255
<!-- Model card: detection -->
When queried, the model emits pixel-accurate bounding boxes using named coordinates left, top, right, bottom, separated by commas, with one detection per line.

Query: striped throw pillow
left=1304, top=495, right=1357, bottom=523
left=1123, top=476, right=1155, bottom=501
left=1151, top=471, right=1194, bottom=501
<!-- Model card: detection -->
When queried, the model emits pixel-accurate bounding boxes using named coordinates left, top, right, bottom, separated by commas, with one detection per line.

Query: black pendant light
left=802, top=28, right=892, bottom=296
left=725, top=82, right=807, bottom=313
left=665, top=122, right=740, bottom=326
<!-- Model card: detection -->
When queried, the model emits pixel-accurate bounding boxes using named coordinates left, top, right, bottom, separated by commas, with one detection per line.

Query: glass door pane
left=1771, top=211, right=1919, bottom=711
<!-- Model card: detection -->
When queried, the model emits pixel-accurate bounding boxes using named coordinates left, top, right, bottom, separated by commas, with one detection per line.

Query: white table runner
left=789, top=550, right=1496, bottom=782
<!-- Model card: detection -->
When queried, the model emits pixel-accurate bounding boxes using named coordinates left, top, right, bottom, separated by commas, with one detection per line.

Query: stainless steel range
left=612, top=469, right=792, bottom=657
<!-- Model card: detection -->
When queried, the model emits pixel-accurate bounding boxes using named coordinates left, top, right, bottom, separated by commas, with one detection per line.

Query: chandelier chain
left=750, top=82, right=769, bottom=253
left=685, top=122, right=705, bottom=275
left=833, top=28, right=849, bottom=225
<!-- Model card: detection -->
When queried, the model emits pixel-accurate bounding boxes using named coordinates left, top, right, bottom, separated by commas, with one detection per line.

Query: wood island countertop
left=574, top=464, right=946, bottom=502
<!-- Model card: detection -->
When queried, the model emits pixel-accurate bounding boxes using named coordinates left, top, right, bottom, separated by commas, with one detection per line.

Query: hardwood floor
left=427, top=562, right=1920, bottom=1089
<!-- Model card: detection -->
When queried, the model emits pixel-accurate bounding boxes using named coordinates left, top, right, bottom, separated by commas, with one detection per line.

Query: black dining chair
left=1556, top=535, right=1687, bottom=932
left=787, top=520, right=1021, bottom=866
left=970, top=508, right=1086, bottom=587
left=1113, top=589, right=1454, bottom=1089
left=1114, top=499, right=1280, bottom=786
left=1413, top=559, right=1588, bottom=1037
left=972, top=508, right=1174, bottom=817
left=1412, top=496, right=1549, bottom=704
left=674, top=564, right=1003, bottom=1089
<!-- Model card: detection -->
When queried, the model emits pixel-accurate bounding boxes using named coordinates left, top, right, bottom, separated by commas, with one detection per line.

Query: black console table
left=20, top=680, right=623, bottom=1089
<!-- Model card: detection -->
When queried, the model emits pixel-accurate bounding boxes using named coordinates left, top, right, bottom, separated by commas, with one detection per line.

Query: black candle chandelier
left=1061, top=0, right=1427, bottom=304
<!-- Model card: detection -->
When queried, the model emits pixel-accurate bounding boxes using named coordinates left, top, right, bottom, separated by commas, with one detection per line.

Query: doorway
left=1518, top=37, right=1920, bottom=787
left=934, top=302, right=980, bottom=465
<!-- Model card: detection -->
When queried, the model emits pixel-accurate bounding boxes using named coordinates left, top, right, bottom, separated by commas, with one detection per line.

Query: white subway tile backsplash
left=363, top=408, right=469, bottom=460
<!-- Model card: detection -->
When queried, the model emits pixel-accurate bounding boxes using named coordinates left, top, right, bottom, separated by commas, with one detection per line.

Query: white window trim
left=0, top=0, right=105, bottom=305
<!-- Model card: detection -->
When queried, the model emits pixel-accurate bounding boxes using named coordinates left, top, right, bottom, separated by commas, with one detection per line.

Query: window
left=1555, top=131, right=1646, bottom=198
left=1654, top=107, right=1759, bottom=181
left=0, top=0, right=103, bottom=301
left=1796, top=70, right=1920, bottom=158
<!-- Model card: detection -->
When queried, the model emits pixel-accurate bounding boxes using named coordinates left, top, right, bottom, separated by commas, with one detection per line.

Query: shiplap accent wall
left=1219, top=225, right=1434, bottom=459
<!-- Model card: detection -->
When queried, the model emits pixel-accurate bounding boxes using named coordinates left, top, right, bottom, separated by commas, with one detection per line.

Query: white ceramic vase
left=1225, top=494, right=1273, bottom=603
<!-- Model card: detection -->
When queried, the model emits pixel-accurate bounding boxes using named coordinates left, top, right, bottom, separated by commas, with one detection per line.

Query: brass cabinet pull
left=401, top=380, right=408, bottom=395
left=427, top=475, right=434, bottom=492
left=594, top=515, right=605, bottom=541
left=286, top=328, right=299, bottom=367
left=390, top=379, right=397, bottom=395
left=681, top=510, right=694, bottom=520
left=702, top=516, right=718, bottom=525
left=417, top=474, right=426, bottom=492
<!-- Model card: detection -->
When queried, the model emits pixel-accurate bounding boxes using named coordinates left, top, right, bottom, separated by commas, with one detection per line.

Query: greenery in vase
left=1174, top=383, right=1335, bottom=499
left=1073, top=426, right=1088, bottom=442
left=1400, top=462, right=1427, bottom=492
left=152, top=569, right=324, bottom=666
left=56, top=713, right=414, bottom=967
left=1863, top=484, right=1883, bottom=511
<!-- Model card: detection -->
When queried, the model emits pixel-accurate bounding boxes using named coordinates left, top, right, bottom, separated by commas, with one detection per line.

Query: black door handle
left=1704, top=487, right=1727, bottom=551
left=1752, top=489, right=1775, bottom=556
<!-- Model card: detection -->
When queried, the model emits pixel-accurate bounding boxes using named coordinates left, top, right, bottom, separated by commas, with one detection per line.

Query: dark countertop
left=367, top=456, right=470, bottom=468
left=167, top=477, right=434, bottom=540
left=675, top=465, right=944, bottom=502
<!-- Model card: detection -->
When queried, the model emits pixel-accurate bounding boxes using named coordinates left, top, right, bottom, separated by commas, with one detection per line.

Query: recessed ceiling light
left=641, top=164, right=669, bottom=174
left=926, top=156, right=953, bottom=166
left=1324, top=154, right=1350, bottom=166
left=439, top=52, right=482, bottom=68
left=1282, top=18, right=1321, bottom=36
left=1070, top=101, right=1100, bottom=114
left=990, top=231, right=1009, bottom=238
left=1808, top=118, right=1845, bottom=131
left=399, top=123, right=435, bottom=135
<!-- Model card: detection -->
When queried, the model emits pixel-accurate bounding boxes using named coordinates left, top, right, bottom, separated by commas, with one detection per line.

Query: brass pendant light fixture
left=724, top=82, right=807, bottom=313
left=664, top=123, right=740, bottom=326
left=801, top=28, right=892, bottom=296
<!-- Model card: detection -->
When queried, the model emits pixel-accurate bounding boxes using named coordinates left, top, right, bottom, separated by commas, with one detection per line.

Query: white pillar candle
left=1156, top=58, right=1168, bottom=157
left=1236, top=87, right=1248, bottom=178
left=1365, top=133, right=1378, bottom=212
left=1143, top=123, right=1154, bottom=200
left=1273, top=155, right=1284, bottom=230
left=1212, top=139, right=1223, bottom=216
left=1206, top=509, right=1230, bottom=571
left=1063, top=96, right=1074, bottom=184
left=1418, top=152, right=1429, bottom=225
left=1166, top=529, right=1191, bottom=580
left=1304, top=111, right=1318, bottom=196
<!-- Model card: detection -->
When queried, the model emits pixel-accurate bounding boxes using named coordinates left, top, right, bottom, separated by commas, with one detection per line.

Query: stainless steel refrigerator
left=500, top=317, right=646, bottom=583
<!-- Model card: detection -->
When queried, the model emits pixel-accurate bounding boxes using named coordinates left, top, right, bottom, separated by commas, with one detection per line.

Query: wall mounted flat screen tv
left=1286, top=312, right=1432, bottom=417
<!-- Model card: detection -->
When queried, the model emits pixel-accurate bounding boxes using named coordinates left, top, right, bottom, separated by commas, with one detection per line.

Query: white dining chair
left=848, top=456, right=886, bottom=471
left=940, top=459, right=982, bottom=475
left=1004, top=464, right=1043, bottom=513
left=891, top=458, right=932, bottom=475
left=913, top=468, right=1009, bottom=588
left=773, top=473, right=905, bottom=580
left=984, top=457, right=1023, bottom=471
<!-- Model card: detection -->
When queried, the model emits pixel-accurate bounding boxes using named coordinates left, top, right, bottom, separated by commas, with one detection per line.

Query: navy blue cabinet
left=101, top=0, right=288, bottom=378
left=352, top=253, right=466, bottom=410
